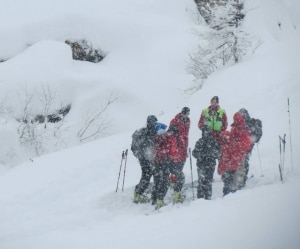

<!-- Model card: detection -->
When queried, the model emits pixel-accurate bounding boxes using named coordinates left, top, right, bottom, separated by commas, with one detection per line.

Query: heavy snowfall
left=0, top=0, right=299, bottom=249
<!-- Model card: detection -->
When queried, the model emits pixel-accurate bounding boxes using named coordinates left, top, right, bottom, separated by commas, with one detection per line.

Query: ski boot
left=173, top=191, right=184, bottom=203
left=133, top=192, right=150, bottom=204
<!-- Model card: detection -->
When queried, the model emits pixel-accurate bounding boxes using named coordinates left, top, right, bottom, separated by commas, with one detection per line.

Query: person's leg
left=203, top=157, right=216, bottom=200
left=197, top=160, right=205, bottom=199
left=222, top=171, right=236, bottom=196
left=153, top=163, right=169, bottom=207
left=135, top=158, right=152, bottom=194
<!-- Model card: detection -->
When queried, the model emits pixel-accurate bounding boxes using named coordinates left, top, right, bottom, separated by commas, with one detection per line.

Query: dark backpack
left=131, top=128, right=153, bottom=159
left=248, top=118, right=262, bottom=143
left=192, top=136, right=220, bottom=160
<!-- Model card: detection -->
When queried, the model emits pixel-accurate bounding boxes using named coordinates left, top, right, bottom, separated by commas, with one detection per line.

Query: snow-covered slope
left=0, top=0, right=299, bottom=248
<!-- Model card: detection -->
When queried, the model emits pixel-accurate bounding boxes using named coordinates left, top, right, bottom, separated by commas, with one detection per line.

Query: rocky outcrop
left=65, top=39, right=105, bottom=63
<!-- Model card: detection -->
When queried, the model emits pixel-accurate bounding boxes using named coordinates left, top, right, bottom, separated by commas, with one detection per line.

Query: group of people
left=131, top=107, right=190, bottom=209
left=131, top=96, right=262, bottom=209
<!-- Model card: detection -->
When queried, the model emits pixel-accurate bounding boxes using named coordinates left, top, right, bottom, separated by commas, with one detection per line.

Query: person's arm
left=198, top=112, right=204, bottom=130
left=221, top=112, right=228, bottom=132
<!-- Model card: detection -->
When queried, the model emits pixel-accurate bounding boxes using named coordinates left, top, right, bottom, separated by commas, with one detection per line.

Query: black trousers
left=152, top=162, right=170, bottom=201
left=152, top=160, right=185, bottom=202
left=169, top=161, right=185, bottom=192
left=134, top=157, right=153, bottom=195
left=222, top=171, right=236, bottom=196
left=196, top=156, right=216, bottom=200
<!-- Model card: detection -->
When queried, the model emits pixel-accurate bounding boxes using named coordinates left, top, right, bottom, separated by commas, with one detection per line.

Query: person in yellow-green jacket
left=195, top=96, right=227, bottom=199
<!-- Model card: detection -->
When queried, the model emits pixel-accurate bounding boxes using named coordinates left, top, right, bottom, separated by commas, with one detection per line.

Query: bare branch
left=78, top=93, right=118, bottom=142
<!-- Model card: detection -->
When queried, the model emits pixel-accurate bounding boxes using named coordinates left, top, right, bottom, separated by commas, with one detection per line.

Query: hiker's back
left=131, top=127, right=154, bottom=160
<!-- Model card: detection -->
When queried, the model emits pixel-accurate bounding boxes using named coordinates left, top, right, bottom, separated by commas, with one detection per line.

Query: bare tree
left=38, top=83, right=57, bottom=128
left=6, top=84, right=117, bottom=157
left=16, top=85, right=68, bottom=156
left=78, top=93, right=118, bottom=142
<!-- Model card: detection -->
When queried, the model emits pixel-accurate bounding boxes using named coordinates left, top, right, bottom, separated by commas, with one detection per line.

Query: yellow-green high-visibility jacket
left=198, top=107, right=228, bottom=135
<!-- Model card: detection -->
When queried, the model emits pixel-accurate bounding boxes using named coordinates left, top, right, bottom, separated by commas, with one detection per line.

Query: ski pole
left=287, top=98, right=294, bottom=171
left=278, top=136, right=283, bottom=182
left=283, top=134, right=286, bottom=169
left=281, top=134, right=286, bottom=173
left=256, top=143, right=264, bottom=177
left=278, top=134, right=286, bottom=182
left=188, top=148, right=195, bottom=200
left=279, top=136, right=282, bottom=169
left=279, top=164, right=283, bottom=182
left=116, top=150, right=125, bottom=192
left=122, top=149, right=128, bottom=191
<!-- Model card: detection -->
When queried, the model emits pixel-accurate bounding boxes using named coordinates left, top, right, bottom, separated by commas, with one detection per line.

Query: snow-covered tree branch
left=78, top=93, right=118, bottom=142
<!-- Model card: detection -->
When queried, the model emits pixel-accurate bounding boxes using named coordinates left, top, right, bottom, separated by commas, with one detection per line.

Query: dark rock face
left=65, top=39, right=105, bottom=63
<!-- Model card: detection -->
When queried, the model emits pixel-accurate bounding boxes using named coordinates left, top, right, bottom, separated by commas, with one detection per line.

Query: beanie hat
left=181, top=107, right=190, bottom=115
left=147, top=115, right=158, bottom=125
left=211, top=96, right=219, bottom=103
left=239, top=108, right=250, bottom=121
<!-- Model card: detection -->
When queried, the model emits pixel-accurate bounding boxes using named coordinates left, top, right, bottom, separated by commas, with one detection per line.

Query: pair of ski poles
left=279, top=134, right=286, bottom=182
left=278, top=98, right=294, bottom=182
left=116, top=149, right=128, bottom=192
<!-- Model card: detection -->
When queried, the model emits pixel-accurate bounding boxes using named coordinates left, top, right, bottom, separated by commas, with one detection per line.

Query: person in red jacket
left=150, top=108, right=190, bottom=209
left=152, top=125, right=182, bottom=208
left=169, top=107, right=190, bottom=164
left=169, top=107, right=190, bottom=203
left=217, top=111, right=252, bottom=196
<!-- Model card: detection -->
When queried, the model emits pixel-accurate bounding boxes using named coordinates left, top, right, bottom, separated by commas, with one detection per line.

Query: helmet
left=147, top=115, right=158, bottom=125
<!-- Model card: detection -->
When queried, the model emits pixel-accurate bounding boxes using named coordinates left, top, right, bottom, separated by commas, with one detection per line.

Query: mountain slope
left=0, top=0, right=300, bottom=249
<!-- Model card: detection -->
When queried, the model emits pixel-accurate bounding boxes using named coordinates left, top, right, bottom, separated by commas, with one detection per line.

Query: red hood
left=233, top=112, right=245, bottom=126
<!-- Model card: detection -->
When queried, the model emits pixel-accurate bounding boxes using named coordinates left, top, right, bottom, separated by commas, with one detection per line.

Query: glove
left=169, top=174, right=177, bottom=183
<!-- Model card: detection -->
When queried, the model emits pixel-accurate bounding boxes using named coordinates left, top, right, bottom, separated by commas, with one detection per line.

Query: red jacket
left=169, top=113, right=190, bottom=162
left=217, top=112, right=252, bottom=175
left=153, top=132, right=181, bottom=164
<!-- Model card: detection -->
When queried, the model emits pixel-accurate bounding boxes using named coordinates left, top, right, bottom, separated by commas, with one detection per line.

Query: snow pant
left=169, top=161, right=185, bottom=192
left=196, top=156, right=216, bottom=200
left=222, top=170, right=236, bottom=196
left=152, top=162, right=170, bottom=202
left=152, top=160, right=186, bottom=202
left=234, top=157, right=247, bottom=190
left=134, top=157, right=153, bottom=195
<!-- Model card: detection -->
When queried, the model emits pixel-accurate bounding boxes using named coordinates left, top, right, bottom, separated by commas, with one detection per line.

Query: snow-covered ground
left=0, top=0, right=299, bottom=248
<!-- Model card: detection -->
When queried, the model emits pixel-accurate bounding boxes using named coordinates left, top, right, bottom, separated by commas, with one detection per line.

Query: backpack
left=131, top=128, right=153, bottom=159
left=155, top=122, right=167, bottom=134
left=192, top=136, right=220, bottom=160
left=248, top=118, right=262, bottom=143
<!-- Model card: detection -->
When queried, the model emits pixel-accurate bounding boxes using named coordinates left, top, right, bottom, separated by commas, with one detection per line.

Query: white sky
left=0, top=0, right=300, bottom=248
